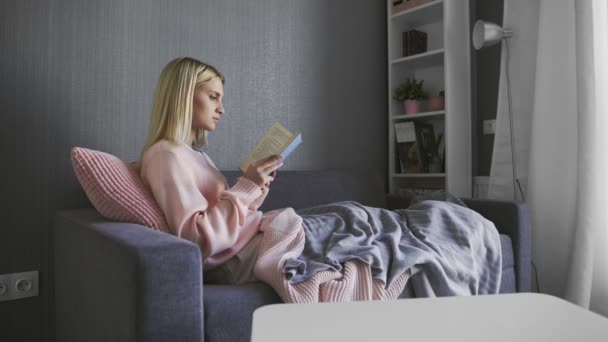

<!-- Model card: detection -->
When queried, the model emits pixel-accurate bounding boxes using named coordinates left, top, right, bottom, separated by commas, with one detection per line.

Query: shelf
left=391, top=0, right=443, bottom=26
left=391, top=173, right=446, bottom=178
left=391, top=48, right=444, bottom=69
left=387, top=0, right=472, bottom=197
left=392, top=110, right=445, bottom=121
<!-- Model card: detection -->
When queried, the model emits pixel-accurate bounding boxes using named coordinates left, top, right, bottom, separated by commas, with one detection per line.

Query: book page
left=240, top=123, right=295, bottom=172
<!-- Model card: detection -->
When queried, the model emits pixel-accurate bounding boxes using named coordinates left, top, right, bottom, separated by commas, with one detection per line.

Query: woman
left=139, top=57, right=283, bottom=284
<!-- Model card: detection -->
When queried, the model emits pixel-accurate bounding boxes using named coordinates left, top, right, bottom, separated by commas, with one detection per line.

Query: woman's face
left=191, top=77, right=224, bottom=135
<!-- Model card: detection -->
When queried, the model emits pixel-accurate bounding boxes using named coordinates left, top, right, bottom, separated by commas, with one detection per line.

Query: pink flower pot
left=428, top=96, right=445, bottom=111
left=404, top=100, right=420, bottom=114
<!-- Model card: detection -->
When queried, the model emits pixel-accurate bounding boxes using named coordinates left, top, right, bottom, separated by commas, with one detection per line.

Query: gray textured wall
left=0, top=1, right=387, bottom=340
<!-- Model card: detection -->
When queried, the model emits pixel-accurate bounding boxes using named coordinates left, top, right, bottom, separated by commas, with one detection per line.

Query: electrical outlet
left=0, top=275, right=8, bottom=297
left=16, top=278, right=33, bottom=292
left=483, top=119, right=496, bottom=135
left=0, top=271, right=39, bottom=302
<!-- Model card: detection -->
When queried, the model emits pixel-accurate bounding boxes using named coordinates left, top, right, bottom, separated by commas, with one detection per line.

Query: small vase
left=428, top=96, right=445, bottom=111
left=404, top=100, right=420, bottom=114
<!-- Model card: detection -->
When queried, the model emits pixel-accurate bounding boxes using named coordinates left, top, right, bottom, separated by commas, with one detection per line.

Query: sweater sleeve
left=199, top=150, right=268, bottom=211
left=142, top=150, right=263, bottom=258
left=249, top=186, right=269, bottom=211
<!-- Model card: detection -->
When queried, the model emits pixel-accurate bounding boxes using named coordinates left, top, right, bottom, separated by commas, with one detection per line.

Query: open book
left=239, top=122, right=302, bottom=172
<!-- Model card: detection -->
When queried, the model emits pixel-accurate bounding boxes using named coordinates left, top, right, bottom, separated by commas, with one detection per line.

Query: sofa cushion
left=203, top=283, right=281, bottom=342
left=70, top=147, right=168, bottom=231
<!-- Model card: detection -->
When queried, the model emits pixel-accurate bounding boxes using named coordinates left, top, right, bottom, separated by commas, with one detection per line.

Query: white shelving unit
left=387, top=0, right=471, bottom=197
left=391, top=48, right=444, bottom=69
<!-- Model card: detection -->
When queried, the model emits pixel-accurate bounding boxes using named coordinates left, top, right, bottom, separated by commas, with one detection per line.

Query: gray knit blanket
left=284, top=200, right=502, bottom=297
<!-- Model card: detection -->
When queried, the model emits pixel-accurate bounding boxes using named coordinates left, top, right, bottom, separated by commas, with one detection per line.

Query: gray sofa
left=54, top=170, right=531, bottom=342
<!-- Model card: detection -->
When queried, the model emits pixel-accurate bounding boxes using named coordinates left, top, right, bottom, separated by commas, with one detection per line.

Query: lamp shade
left=472, top=20, right=512, bottom=50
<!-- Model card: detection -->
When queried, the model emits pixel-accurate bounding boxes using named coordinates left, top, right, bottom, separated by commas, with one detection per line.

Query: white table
left=251, top=293, right=608, bottom=341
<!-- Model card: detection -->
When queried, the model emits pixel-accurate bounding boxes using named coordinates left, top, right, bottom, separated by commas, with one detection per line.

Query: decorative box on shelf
left=391, top=0, right=434, bottom=15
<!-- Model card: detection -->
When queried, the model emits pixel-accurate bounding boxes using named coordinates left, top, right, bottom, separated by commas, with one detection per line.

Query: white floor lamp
left=472, top=20, right=525, bottom=201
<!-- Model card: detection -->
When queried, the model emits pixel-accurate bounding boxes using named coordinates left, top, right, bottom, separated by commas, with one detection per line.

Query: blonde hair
left=142, top=57, right=224, bottom=154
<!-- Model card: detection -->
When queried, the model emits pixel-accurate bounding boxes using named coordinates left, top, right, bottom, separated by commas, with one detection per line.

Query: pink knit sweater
left=140, top=140, right=268, bottom=270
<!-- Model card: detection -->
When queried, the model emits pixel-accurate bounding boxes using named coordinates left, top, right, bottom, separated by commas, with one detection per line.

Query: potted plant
left=428, top=90, right=445, bottom=111
left=392, top=78, right=428, bottom=114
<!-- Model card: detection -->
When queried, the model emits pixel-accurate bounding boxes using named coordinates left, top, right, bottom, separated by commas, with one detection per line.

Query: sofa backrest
left=222, top=169, right=387, bottom=211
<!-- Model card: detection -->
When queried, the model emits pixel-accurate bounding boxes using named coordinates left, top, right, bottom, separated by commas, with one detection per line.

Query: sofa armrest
left=460, top=198, right=532, bottom=293
left=53, top=209, right=204, bottom=342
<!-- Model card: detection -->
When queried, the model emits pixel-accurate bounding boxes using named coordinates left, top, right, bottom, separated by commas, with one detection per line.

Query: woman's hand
left=243, top=155, right=283, bottom=190
left=262, top=170, right=277, bottom=191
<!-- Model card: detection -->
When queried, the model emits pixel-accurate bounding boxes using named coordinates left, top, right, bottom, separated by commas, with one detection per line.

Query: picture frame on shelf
left=398, top=141, right=422, bottom=174
left=414, top=122, right=439, bottom=173
left=436, top=132, right=445, bottom=172
left=395, top=121, right=422, bottom=173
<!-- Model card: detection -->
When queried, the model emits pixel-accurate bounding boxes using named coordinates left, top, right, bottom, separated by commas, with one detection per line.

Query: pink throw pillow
left=71, top=147, right=169, bottom=231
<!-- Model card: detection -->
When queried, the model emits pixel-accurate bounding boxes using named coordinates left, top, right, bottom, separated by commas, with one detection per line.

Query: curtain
left=487, top=0, right=608, bottom=316
left=563, top=0, right=608, bottom=316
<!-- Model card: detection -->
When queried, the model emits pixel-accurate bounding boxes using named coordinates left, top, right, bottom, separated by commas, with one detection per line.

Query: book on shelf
left=414, top=121, right=440, bottom=173
left=394, top=121, right=421, bottom=173
left=239, top=122, right=302, bottom=173
left=402, top=29, right=427, bottom=57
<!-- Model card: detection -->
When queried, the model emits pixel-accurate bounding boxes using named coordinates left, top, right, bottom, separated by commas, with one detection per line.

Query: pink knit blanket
left=253, top=208, right=411, bottom=303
